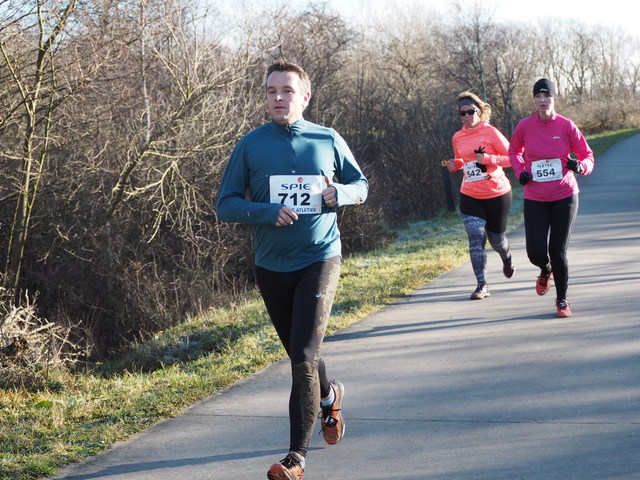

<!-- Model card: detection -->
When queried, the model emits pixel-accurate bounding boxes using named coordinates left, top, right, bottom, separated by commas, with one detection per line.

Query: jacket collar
left=534, top=111, right=558, bottom=122
left=270, top=118, right=308, bottom=135
left=461, top=120, right=489, bottom=132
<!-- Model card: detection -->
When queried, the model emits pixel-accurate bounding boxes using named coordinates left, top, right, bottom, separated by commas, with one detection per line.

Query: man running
left=216, top=60, right=368, bottom=480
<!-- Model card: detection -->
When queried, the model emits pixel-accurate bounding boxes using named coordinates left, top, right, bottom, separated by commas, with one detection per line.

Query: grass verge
left=0, top=128, right=637, bottom=480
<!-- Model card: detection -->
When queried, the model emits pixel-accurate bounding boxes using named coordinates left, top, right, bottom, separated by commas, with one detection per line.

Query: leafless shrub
left=0, top=288, right=82, bottom=390
left=566, top=96, right=640, bottom=134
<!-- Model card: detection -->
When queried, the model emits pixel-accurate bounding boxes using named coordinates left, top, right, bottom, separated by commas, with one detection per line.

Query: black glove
left=474, top=146, right=487, bottom=172
left=519, top=171, right=531, bottom=186
left=566, top=158, right=584, bottom=174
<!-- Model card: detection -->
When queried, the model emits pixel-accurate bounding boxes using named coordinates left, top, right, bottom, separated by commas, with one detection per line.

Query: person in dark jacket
left=216, top=60, right=368, bottom=480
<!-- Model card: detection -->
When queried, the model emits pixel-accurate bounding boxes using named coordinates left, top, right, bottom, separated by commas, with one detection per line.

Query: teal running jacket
left=216, top=119, right=368, bottom=272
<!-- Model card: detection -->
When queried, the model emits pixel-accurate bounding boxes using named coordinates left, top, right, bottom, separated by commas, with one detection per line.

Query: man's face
left=266, top=71, right=310, bottom=125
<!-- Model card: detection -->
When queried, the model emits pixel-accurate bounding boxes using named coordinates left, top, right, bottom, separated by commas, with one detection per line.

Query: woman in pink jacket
left=508, top=78, right=594, bottom=318
left=446, top=91, right=515, bottom=300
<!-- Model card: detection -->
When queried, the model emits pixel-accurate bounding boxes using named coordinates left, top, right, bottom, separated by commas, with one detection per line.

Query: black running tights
left=524, top=195, right=579, bottom=300
left=255, top=256, right=341, bottom=457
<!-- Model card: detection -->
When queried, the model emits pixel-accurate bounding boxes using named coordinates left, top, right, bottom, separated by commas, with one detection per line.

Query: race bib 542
left=463, top=161, right=487, bottom=182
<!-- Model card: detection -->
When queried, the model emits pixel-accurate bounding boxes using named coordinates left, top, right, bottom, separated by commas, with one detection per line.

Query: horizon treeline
left=1, top=0, right=638, bottom=363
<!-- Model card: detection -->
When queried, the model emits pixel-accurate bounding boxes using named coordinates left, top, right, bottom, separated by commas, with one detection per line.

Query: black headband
left=459, top=98, right=479, bottom=110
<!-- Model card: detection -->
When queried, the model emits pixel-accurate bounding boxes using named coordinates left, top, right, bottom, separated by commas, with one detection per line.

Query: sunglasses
left=459, top=109, right=477, bottom=116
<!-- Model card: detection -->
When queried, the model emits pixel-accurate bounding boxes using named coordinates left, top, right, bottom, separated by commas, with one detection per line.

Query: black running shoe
left=503, top=262, right=515, bottom=279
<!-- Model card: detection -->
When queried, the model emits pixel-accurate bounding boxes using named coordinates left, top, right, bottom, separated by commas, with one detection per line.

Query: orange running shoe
left=536, top=272, right=552, bottom=296
left=267, top=453, right=304, bottom=480
left=319, top=380, right=345, bottom=445
left=555, top=299, right=572, bottom=318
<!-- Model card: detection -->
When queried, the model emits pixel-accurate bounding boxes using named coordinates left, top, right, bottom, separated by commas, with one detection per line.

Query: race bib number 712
left=269, top=175, right=324, bottom=214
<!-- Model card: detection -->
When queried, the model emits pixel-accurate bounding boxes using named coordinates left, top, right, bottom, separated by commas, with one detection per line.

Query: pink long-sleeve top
left=508, top=112, right=594, bottom=202
left=451, top=121, right=512, bottom=200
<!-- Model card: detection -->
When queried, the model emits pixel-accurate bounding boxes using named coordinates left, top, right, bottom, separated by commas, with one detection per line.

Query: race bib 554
left=531, top=158, right=562, bottom=182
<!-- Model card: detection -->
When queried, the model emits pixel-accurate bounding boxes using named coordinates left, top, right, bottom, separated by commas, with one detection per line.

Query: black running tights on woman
left=255, top=256, right=341, bottom=458
left=524, top=195, right=579, bottom=300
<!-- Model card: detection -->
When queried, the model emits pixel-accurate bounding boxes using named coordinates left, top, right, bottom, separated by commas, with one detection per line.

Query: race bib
left=531, top=158, right=562, bottom=182
left=463, top=161, right=487, bottom=182
left=269, top=175, right=324, bottom=214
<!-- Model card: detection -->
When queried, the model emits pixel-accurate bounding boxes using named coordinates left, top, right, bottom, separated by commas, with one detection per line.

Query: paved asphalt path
left=52, top=135, right=640, bottom=480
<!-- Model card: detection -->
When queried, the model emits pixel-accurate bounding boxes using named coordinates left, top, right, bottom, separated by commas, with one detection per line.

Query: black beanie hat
left=533, top=78, right=557, bottom=97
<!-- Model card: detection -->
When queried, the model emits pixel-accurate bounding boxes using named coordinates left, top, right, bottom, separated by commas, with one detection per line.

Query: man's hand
left=275, top=205, right=298, bottom=227
left=322, top=175, right=338, bottom=208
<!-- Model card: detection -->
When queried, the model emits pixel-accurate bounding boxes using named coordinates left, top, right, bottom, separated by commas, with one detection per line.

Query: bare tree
left=591, top=25, right=628, bottom=97
left=444, top=0, right=500, bottom=101
left=246, top=3, right=357, bottom=126
left=56, top=0, right=264, bottom=345
left=622, top=37, right=640, bottom=99
left=538, top=18, right=595, bottom=103
left=0, top=0, right=79, bottom=295
left=354, top=5, right=454, bottom=220
left=486, top=23, right=537, bottom=136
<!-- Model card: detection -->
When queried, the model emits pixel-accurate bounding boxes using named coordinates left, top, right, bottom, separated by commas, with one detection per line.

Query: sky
left=281, top=0, right=636, bottom=37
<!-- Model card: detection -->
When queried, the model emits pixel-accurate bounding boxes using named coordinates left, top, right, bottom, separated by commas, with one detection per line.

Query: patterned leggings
left=460, top=192, right=512, bottom=285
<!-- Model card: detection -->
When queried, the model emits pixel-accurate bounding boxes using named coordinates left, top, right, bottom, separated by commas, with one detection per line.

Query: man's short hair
left=266, top=61, right=311, bottom=94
